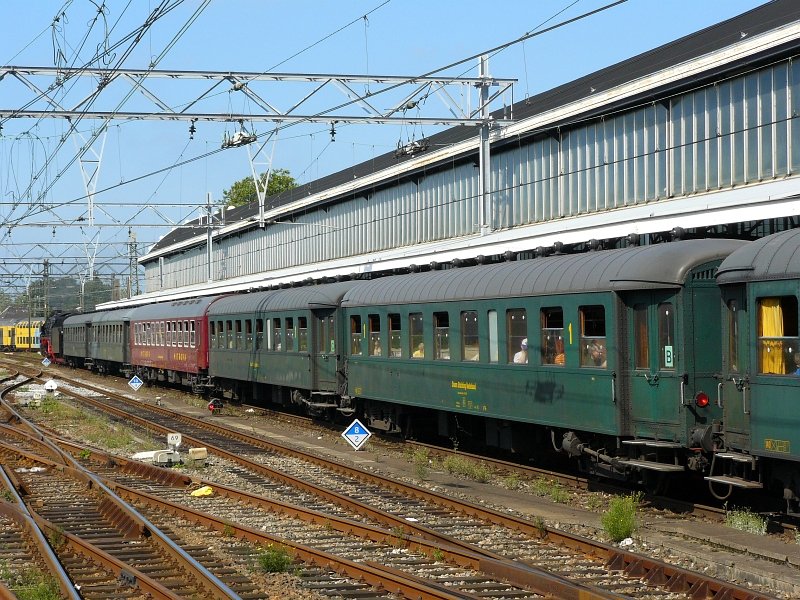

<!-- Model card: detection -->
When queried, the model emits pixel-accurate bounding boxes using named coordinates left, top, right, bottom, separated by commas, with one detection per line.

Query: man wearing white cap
left=513, top=338, right=528, bottom=364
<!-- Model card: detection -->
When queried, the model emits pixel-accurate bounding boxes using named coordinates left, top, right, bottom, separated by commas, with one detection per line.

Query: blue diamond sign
left=41, top=358, right=51, bottom=367
left=341, top=418, right=371, bottom=450
left=128, top=375, right=144, bottom=391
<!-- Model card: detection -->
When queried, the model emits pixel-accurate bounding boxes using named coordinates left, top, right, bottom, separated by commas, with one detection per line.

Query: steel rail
left=0, top=494, right=182, bottom=600
left=0, top=392, right=241, bottom=600
left=0, top=434, right=520, bottom=600
left=5, top=411, right=623, bottom=600
left=0, top=467, right=81, bottom=600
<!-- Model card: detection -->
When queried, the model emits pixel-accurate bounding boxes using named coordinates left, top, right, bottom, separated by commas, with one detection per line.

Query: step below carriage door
left=627, top=291, right=682, bottom=436
left=312, top=309, right=338, bottom=391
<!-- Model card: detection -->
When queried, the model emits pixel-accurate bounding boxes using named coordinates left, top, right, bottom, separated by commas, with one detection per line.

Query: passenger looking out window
left=369, top=314, right=381, bottom=356
left=580, top=305, right=606, bottom=368
left=389, top=313, right=402, bottom=358
left=513, top=338, right=528, bottom=364
left=541, top=307, right=564, bottom=366
left=506, top=308, right=527, bottom=364
left=410, top=313, right=423, bottom=359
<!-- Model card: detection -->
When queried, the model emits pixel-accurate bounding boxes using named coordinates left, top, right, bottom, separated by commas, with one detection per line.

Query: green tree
left=222, top=169, right=297, bottom=207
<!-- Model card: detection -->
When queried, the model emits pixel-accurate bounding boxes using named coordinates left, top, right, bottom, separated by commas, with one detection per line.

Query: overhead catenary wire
left=10, top=0, right=630, bottom=224
left=2, top=0, right=631, bottom=288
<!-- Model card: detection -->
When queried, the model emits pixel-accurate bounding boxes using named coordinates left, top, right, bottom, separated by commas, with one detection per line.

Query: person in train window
left=372, top=339, right=382, bottom=356
left=554, top=338, right=565, bottom=365
left=588, top=339, right=607, bottom=368
left=513, top=338, right=528, bottom=364
left=413, top=342, right=424, bottom=358
left=793, top=352, right=800, bottom=376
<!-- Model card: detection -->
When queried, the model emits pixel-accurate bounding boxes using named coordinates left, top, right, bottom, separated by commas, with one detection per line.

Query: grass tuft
left=256, top=544, right=293, bottom=573
left=601, top=492, right=642, bottom=542
left=725, top=508, right=767, bottom=536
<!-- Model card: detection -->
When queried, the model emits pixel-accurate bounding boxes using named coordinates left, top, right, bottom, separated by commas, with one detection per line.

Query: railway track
left=6, top=366, right=779, bottom=600
left=0, top=377, right=593, bottom=599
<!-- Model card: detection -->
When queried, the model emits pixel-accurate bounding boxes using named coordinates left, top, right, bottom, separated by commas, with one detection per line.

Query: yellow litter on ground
left=190, top=485, right=213, bottom=497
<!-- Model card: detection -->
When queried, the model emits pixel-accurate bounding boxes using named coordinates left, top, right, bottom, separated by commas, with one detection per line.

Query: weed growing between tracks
left=257, top=544, right=294, bottom=573
left=601, top=492, right=642, bottom=542
left=724, top=507, right=768, bottom=536
left=0, top=561, right=60, bottom=600
left=27, top=396, right=157, bottom=452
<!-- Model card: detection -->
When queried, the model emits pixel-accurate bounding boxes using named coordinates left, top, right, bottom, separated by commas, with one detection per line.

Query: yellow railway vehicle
left=14, top=319, right=44, bottom=351
left=0, top=323, right=15, bottom=350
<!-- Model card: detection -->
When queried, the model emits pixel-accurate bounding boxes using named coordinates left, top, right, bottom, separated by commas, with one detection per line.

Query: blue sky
left=0, top=0, right=770, bottom=281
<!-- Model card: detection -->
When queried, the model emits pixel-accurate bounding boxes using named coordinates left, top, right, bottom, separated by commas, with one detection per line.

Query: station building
left=119, top=1, right=800, bottom=306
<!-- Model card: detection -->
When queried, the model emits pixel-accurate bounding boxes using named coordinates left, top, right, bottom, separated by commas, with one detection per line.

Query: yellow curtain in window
left=759, top=298, right=784, bottom=374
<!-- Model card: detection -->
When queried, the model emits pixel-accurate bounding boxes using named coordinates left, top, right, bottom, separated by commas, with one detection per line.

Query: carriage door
left=720, top=290, right=750, bottom=448
left=627, top=292, right=682, bottom=437
left=313, top=309, right=338, bottom=391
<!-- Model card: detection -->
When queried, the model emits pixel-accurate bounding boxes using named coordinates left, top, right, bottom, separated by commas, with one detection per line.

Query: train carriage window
left=255, top=319, right=264, bottom=350
left=183, top=320, right=190, bottom=347
left=489, top=310, right=499, bottom=363
left=176, top=321, right=183, bottom=347
left=272, top=317, right=282, bottom=351
left=286, top=317, right=295, bottom=351
left=209, top=321, right=216, bottom=347
left=540, top=308, right=564, bottom=366
left=389, top=313, right=402, bottom=358
left=757, top=296, right=799, bottom=375
left=160, top=322, right=166, bottom=346
left=350, top=315, right=363, bottom=355
left=658, top=303, right=675, bottom=370
left=326, top=317, right=336, bottom=353
left=225, top=320, right=233, bottom=349
left=167, top=321, right=173, bottom=346
left=434, top=312, right=450, bottom=360
left=369, top=314, right=381, bottom=356
left=727, top=300, right=739, bottom=373
left=506, top=309, right=527, bottom=364
left=580, top=306, right=607, bottom=368
left=410, top=313, right=424, bottom=358
left=461, top=311, right=479, bottom=361
left=190, top=320, right=196, bottom=348
left=245, top=320, right=252, bottom=350
left=298, top=317, right=308, bottom=352
left=235, top=320, right=243, bottom=350
left=634, top=304, right=649, bottom=368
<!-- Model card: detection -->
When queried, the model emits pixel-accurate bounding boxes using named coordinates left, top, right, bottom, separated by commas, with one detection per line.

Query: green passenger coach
left=341, top=239, right=745, bottom=483
left=713, top=229, right=800, bottom=511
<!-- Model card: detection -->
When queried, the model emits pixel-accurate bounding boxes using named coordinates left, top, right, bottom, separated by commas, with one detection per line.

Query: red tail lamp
left=695, top=392, right=710, bottom=408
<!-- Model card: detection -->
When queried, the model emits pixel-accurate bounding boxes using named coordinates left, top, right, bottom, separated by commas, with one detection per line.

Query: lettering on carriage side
left=764, top=438, right=790, bottom=453
left=454, top=398, right=489, bottom=412
left=249, top=361, right=259, bottom=369
left=451, top=381, right=477, bottom=391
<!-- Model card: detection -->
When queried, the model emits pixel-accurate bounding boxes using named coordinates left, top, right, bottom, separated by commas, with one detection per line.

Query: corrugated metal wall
left=145, top=57, right=800, bottom=292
